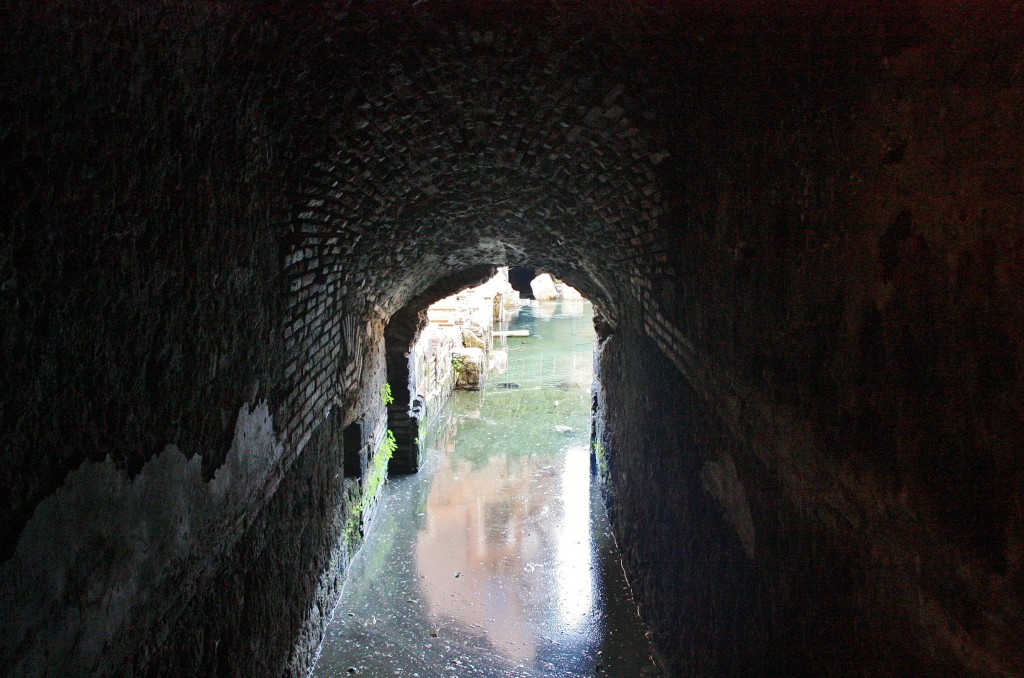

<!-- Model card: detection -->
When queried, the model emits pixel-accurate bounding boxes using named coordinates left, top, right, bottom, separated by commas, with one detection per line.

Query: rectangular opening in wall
left=343, top=421, right=364, bottom=478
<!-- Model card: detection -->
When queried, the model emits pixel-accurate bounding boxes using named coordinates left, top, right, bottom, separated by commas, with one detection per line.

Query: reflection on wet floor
left=311, top=301, right=659, bottom=677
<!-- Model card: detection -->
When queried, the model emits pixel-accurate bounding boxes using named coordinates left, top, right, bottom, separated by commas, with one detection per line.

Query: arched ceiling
left=284, top=2, right=675, bottom=323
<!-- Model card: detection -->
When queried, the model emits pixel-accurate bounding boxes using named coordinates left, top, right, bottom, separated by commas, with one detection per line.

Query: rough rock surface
left=530, top=273, right=560, bottom=301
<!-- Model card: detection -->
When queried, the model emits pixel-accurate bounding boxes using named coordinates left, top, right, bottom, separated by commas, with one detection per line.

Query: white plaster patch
left=0, top=402, right=285, bottom=677
left=700, top=455, right=756, bottom=559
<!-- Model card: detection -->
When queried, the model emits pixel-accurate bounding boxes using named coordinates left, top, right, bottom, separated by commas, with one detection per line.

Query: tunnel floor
left=311, top=301, right=660, bottom=677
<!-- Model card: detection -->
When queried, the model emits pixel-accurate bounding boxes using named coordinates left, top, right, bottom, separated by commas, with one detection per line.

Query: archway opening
left=314, top=268, right=659, bottom=676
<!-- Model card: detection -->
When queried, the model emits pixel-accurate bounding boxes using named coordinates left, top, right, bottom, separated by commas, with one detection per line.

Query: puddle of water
left=311, top=301, right=659, bottom=677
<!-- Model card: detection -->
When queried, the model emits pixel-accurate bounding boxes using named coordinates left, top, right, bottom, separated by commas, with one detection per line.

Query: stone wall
left=139, top=407, right=355, bottom=677
left=595, top=329, right=1017, bottom=676
left=410, top=325, right=460, bottom=427
left=0, top=6, right=395, bottom=672
left=425, top=271, right=516, bottom=393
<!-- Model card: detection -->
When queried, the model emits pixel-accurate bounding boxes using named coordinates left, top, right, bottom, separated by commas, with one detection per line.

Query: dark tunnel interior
left=1, top=2, right=1022, bottom=676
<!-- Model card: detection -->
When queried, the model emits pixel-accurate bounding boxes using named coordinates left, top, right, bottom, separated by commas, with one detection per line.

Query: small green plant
left=451, top=355, right=465, bottom=373
left=344, top=429, right=397, bottom=550
left=366, top=429, right=396, bottom=504
left=381, top=382, right=394, bottom=406
left=593, top=441, right=609, bottom=478
left=381, top=428, right=397, bottom=458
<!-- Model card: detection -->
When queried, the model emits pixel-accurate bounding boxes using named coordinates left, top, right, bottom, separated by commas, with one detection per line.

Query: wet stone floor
left=311, top=301, right=659, bottom=677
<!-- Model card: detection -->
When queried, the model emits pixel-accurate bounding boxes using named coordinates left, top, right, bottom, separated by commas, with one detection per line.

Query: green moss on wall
left=343, top=430, right=396, bottom=550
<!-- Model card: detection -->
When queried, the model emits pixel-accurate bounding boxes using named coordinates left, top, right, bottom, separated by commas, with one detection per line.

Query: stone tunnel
left=1, top=2, right=1022, bottom=676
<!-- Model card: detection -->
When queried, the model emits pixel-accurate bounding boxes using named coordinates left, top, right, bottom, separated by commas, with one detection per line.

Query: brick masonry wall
left=0, top=4, right=394, bottom=674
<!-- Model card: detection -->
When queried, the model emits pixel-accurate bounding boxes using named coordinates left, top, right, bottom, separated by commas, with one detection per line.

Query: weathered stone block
left=530, top=273, right=559, bottom=300
left=453, top=348, right=484, bottom=390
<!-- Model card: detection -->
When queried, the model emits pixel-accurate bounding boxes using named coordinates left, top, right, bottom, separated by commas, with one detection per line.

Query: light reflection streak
left=555, top=444, right=594, bottom=631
